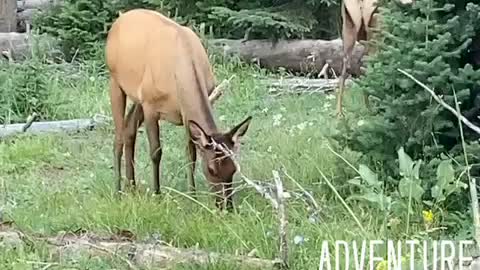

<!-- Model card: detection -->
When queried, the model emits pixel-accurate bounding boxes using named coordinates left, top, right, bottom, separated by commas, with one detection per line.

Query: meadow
left=0, top=50, right=449, bottom=269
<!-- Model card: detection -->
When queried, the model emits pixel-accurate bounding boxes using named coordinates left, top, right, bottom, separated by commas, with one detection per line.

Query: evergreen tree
left=337, top=0, right=480, bottom=210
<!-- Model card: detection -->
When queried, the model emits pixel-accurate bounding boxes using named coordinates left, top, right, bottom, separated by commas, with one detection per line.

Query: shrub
left=336, top=0, right=480, bottom=229
left=33, top=0, right=340, bottom=61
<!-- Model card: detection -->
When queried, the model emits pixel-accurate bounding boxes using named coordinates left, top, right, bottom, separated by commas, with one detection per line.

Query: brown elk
left=336, top=0, right=414, bottom=118
left=336, top=0, right=379, bottom=118
left=105, top=9, right=252, bottom=210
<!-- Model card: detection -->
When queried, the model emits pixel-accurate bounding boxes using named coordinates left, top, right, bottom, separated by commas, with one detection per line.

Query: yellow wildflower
left=376, top=260, right=388, bottom=270
left=422, top=210, right=434, bottom=224
left=376, top=256, right=408, bottom=270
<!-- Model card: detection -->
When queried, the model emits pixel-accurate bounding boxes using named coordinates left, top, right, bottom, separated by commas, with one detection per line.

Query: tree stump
left=0, top=0, right=17, bottom=32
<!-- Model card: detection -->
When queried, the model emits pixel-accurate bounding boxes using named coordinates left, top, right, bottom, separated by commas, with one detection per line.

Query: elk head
left=188, top=116, right=252, bottom=211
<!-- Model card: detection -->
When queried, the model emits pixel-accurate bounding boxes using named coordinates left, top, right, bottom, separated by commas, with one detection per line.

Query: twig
left=273, top=170, right=289, bottom=268
left=212, top=141, right=288, bottom=268
left=318, top=63, right=330, bottom=79
left=209, top=75, right=235, bottom=104
left=281, top=167, right=320, bottom=212
left=214, top=142, right=278, bottom=208
left=398, top=68, right=480, bottom=135
left=83, top=242, right=138, bottom=270
left=314, top=164, right=367, bottom=235
left=325, top=143, right=361, bottom=175
left=1, top=49, right=13, bottom=63
left=22, top=112, right=38, bottom=132
left=454, top=89, right=480, bottom=251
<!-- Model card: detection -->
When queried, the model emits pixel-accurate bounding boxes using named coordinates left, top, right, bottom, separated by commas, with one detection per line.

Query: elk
left=336, top=0, right=414, bottom=118
left=105, top=9, right=252, bottom=211
left=336, top=0, right=378, bottom=118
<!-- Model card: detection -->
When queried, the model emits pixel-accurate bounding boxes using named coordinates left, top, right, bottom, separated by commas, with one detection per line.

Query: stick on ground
left=0, top=230, right=281, bottom=269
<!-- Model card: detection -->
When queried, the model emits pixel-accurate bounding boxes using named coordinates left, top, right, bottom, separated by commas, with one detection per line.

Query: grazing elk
left=336, top=0, right=414, bottom=118
left=105, top=9, right=252, bottom=210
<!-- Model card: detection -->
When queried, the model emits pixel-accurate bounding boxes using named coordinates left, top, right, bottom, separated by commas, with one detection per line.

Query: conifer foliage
left=338, top=0, right=480, bottom=200
left=33, top=0, right=340, bottom=60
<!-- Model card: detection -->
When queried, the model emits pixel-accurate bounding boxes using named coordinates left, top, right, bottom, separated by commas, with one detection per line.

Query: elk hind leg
left=337, top=4, right=358, bottom=119
left=124, top=103, right=144, bottom=188
left=144, top=107, right=162, bottom=195
left=110, top=78, right=126, bottom=193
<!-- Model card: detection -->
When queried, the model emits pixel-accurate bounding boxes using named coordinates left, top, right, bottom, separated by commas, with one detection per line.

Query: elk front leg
left=124, top=103, right=144, bottom=188
left=186, top=140, right=197, bottom=197
left=110, top=78, right=126, bottom=193
left=144, top=108, right=162, bottom=195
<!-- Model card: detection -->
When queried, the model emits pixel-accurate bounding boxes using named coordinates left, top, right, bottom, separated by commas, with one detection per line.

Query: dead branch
left=273, top=171, right=288, bottom=268
left=262, top=77, right=352, bottom=95
left=0, top=230, right=280, bottom=269
left=398, top=68, right=480, bottom=135
left=209, top=75, right=235, bottom=104
left=21, top=112, right=38, bottom=132
left=213, top=142, right=288, bottom=268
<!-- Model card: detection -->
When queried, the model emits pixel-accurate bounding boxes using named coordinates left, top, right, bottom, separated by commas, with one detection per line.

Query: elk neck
left=175, top=31, right=218, bottom=136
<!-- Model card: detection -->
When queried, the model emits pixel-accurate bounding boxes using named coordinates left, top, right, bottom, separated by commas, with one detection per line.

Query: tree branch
left=398, top=68, right=480, bottom=135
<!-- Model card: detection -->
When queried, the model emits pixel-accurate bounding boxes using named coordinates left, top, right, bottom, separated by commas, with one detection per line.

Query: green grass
left=0, top=57, right=424, bottom=269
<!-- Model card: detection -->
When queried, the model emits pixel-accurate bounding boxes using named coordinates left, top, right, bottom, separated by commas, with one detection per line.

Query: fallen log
left=0, top=230, right=281, bottom=269
left=261, top=78, right=353, bottom=95
left=1, top=31, right=363, bottom=73
left=0, top=32, right=29, bottom=59
left=0, top=0, right=17, bottom=32
left=209, top=38, right=366, bottom=77
left=0, top=32, right=57, bottom=60
left=0, top=116, right=108, bottom=138
left=17, top=0, right=57, bottom=10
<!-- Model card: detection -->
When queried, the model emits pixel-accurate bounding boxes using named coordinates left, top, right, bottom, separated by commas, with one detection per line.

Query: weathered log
left=1, top=33, right=365, bottom=75
left=261, top=78, right=353, bottom=95
left=0, top=230, right=281, bottom=269
left=16, top=0, right=56, bottom=10
left=0, top=32, right=57, bottom=60
left=0, top=0, right=17, bottom=32
left=209, top=38, right=366, bottom=77
left=0, top=117, right=108, bottom=138
left=0, top=32, right=28, bottom=59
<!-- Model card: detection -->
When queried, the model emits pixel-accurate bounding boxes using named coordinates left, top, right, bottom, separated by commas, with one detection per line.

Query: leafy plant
left=347, top=146, right=467, bottom=234
left=336, top=0, right=480, bottom=223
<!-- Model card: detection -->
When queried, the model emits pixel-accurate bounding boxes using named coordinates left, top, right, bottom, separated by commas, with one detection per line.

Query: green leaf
left=399, top=178, right=425, bottom=202
left=412, top=160, right=422, bottom=180
left=436, top=160, right=454, bottom=188
left=398, top=147, right=414, bottom=177
left=358, top=164, right=380, bottom=188
left=431, top=185, right=442, bottom=199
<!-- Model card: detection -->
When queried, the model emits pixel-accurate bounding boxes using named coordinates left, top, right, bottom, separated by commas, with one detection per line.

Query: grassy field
left=0, top=55, right=433, bottom=269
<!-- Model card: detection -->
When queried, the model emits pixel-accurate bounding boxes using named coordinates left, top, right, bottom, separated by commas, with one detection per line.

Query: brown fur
left=336, top=0, right=379, bottom=118
left=105, top=9, right=252, bottom=210
left=336, top=0, right=414, bottom=118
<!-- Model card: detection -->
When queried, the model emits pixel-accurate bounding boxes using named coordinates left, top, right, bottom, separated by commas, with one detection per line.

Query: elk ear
left=228, top=116, right=252, bottom=145
left=188, top=120, right=211, bottom=149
